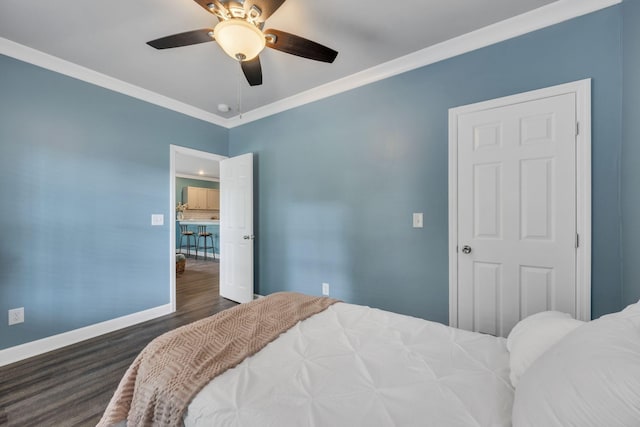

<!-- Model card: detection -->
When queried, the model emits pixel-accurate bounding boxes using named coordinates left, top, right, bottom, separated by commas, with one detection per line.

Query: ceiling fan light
left=214, top=19, right=265, bottom=61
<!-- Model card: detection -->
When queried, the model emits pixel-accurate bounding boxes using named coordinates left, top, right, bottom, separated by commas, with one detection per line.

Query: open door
left=219, top=153, right=254, bottom=303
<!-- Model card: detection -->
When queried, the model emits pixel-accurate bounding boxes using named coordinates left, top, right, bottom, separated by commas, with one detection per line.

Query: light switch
left=151, top=214, right=164, bottom=226
left=413, top=213, right=424, bottom=228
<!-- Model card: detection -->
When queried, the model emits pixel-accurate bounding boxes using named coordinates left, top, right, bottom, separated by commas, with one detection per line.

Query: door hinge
left=576, top=233, right=580, bottom=248
left=576, top=122, right=580, bottom=137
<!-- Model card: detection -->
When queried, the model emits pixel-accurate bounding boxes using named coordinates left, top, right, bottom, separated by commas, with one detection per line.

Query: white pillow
left=507, top=311, right=584, bottom=387
left=512, top=302, right=640, bottom=427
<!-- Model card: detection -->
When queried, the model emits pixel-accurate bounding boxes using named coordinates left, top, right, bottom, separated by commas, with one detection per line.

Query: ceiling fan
left=147, top=0, right=338, bottom=87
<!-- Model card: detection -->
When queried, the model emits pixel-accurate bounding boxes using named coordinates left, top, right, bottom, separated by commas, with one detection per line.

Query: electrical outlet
left=8, top=307, right=24, bottom=325
left=322, top=283, right=330, bottom=296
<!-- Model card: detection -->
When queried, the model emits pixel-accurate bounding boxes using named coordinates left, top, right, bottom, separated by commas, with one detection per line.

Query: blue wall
left=622, top=0, right=640, bottom=306
left=0, top=54, right=228, bottom=350
left=229, top=7, right=624, bottom=322
left=1, top=5, right=633, bottom=352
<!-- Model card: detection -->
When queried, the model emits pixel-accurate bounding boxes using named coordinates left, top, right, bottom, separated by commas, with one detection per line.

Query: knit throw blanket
left=98, top=292, right=338, bottom=427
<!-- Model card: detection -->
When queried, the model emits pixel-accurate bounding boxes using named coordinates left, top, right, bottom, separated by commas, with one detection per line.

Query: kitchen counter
left=177, top=220, right=220, bottom=225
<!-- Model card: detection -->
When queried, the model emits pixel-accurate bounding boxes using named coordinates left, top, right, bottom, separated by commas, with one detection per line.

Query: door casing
left=170, top=144, right=228, bottom=312
left=448, top=79, right=592, bottom=327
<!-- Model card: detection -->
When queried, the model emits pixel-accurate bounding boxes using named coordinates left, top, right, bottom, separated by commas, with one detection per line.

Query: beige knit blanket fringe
left=97, top=292, right=338, bottom=427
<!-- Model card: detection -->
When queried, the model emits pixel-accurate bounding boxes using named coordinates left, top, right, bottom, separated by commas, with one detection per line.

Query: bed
left=99, top=292, right=640, bottom=427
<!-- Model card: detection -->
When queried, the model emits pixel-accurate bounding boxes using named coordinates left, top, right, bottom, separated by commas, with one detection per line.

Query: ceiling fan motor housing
left=208, top=1, right=262, bottom=22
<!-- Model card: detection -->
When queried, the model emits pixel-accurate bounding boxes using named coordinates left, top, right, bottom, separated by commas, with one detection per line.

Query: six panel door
left=457, top=93, right=577, bottom=337
left=219, top=153, right=254, bottom=304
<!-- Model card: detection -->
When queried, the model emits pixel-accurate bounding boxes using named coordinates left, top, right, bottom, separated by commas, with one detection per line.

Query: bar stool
left=178, top=224, right=196, bottom=257
left=196, top=225, right=216, bottom=260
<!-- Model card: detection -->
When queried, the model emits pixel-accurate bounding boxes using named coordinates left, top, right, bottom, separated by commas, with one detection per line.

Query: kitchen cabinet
left=183, top=186, right=220, bottom=210
left=183, top=186, right=206, bottom=209
left=206, top=189, right=220, bottom=210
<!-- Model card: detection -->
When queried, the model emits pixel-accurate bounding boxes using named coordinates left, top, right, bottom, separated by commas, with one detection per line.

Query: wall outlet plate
left=8, top=307, right=24, bottom=325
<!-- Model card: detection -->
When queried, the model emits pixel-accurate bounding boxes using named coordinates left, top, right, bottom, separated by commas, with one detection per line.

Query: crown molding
left=0, top=0, right=620, bottom=130
left=0, top=37, right=229, bottom=128
left=225, top=0, right=620, bottom=127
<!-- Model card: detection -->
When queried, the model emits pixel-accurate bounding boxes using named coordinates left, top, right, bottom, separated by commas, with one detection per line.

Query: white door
left=456, top=93, right=577, bottom=337
left=220, top=153, right=254, bottom=303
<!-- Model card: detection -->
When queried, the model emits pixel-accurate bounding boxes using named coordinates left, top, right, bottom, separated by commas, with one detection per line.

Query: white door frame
left=448, top=79, right=592, bottom=326
left=169, top=144, right=227, bottom=312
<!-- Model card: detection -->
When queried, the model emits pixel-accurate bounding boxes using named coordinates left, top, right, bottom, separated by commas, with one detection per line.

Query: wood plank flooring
left=0, top=258, right=237, bottom=426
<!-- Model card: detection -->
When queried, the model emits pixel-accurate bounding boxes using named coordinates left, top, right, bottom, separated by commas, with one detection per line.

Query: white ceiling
left=0, top=0, right=570, bottom=124
left=176, top=152, right=220, bottom=179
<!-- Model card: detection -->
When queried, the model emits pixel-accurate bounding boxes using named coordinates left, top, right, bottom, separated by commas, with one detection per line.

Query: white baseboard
left=0, top=303, right=173, bottom=367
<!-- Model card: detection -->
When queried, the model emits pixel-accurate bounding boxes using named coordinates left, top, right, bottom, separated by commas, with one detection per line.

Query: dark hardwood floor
left=0, top=258, right=236, bottom=426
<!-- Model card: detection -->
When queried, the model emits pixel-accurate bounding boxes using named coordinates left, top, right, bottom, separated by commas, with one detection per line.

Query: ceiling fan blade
left=241, top=56, right=263, bottom=86
left=147, top=29, right=216, bottom=50
left=264, top=29, right=338, bottom=63
left=244, top=0, right=287, bottom=23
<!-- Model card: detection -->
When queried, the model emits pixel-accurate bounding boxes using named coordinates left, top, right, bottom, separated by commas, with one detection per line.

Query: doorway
left=448, top=80, right=592, bottom=337
left=170, top=145, right=227, bottom=312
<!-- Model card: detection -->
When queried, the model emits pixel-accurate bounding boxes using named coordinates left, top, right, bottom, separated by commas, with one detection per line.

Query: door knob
left=243, top=235, right=255, bottom=240
left=461, top=245, right=472, bottom=254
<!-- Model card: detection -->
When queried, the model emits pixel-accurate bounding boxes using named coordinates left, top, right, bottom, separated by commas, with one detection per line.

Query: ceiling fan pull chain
left=236, top=64, right=243, bottom=119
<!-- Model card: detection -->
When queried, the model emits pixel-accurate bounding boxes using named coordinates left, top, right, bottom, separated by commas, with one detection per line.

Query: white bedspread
left=185, top=302, right=513, bottom=427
